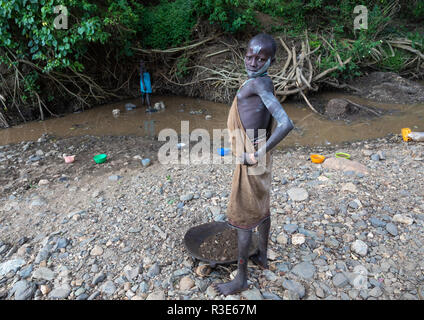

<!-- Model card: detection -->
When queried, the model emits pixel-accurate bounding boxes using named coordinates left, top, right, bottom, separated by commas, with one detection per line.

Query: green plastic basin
left=93, top=154, right=107, bottom=164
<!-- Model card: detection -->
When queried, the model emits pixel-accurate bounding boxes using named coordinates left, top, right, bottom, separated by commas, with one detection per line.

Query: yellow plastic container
left=310, top=154, right=325, bottom=164
left=401, top=128, right=412, bottom=142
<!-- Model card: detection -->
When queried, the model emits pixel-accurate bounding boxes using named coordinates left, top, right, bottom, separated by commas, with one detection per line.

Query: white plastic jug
left=408, top=132, right=424, bottom=142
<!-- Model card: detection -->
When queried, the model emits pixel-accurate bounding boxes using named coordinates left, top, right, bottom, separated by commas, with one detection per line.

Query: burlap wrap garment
left=226, top=93, right=277, bottom=230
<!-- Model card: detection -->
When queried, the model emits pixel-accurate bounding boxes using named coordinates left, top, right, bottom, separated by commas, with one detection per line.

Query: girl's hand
left=240, top=152, right=257, bottom=166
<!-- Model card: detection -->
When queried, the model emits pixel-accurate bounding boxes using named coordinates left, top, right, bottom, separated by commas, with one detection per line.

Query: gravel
left=0, top=133, right=423, bottom=300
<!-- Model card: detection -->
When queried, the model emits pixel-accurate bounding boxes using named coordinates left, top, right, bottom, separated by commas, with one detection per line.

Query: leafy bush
left=193, top=0, right=258, bottom=33
left=140, top=0, right=196, bottom=49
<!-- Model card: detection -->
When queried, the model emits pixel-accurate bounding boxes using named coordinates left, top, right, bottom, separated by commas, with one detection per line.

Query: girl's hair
left=249, top=33, right=277, bottom=58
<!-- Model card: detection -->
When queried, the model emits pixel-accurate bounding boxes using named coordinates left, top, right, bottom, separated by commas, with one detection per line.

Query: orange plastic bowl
left=310, top=154, right=325, bottom=164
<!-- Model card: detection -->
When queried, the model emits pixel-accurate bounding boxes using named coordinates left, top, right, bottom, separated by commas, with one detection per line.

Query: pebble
left=369, top=286, right=383, bottom=298
left=282, top=279, right=305, bottom=298
left=263, top=270, right=278, bottom=282
left=100, top=281, right=116, bottom=296
left=92, top=272, right=106, bottom=285
left=0, top=258, right=26, bottom=277
left=262, top=292, right=282, bottom=300
left=87, top=291, right=100, bottom=300
left=76, top=293, right=89, bottom=300
left=276, top=232, right=288, bottom=245
left=11, top=280, right=35, bottom=300
left=75, top=288, right=85, bottom=296
left=206, top=285, right=217, bottom=298
left=385, top=223, right=398, bottom=236
left=146, top=290, right=165, bottom=300
left=315, top=287, right=325, bottom=298
left=123, top=266, right=140, bottom=281
left=90, top=245, right=104, bottom=256
left=35, top=246, right=50, bottom=264
left=275, top=262, right=291, bottom=273
left=179, top=277, right=195, bottom=291
left=370, top=217, right=386, bottom=228
left=348, top=199, right=362, bottom=210
left=38, top=179, right=49, bottom=186
left=29, top=155, right=41, bottom=162
left=341, top=182, right=357, bottom=193
left=291, top=261, right=316, bottom=279
left=241, top=287, right=263, bottom=300
left=292, top=233, right=306, bottom=245
left=108, top=175, right=122, bottom=181
left=204, top=191, right=213, bottom=199
left=147, top=263, right=160, bottom=278
left=40, top=285, right=51, bottom=295
left=180, top=193, right=194, bottom=202
left=351, top=240, right=368, bottom=256
left=283, top=224, right=298, bottom=234
left=195, top=265, right=211, bottom=277
left=324, top=237, right=339, bottom=249
left=392, top=214, right=414, bottom=225
left=48, top=285, right=71, bottom=299
left=32, top=267, right=55, bottom=281
left=287, top=188, right=309, bottom=201
left=333, top=273, right=349, bottom=288
left=18, top=264, right=33, bottom=279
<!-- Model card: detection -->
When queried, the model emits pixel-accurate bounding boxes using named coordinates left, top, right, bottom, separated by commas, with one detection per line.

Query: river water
left=1, top=91, right=423, bottom=147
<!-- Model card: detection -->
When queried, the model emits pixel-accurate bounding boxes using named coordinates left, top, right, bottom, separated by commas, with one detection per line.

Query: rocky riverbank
left=0, top=133, right=423, bottom=300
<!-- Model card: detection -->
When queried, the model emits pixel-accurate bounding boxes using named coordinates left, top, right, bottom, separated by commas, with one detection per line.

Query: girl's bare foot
left=213, top=275, right=248, bottom=296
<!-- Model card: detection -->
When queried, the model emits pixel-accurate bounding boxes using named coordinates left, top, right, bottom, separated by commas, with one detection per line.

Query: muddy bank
left=346, top=72, right=424, bottom=104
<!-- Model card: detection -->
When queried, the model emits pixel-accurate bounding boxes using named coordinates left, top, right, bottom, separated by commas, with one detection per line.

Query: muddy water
left=1, top=93, right=423, bottom=147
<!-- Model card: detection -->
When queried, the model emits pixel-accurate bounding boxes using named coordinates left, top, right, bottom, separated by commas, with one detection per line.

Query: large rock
left=325, top=99, right=356, bottom=119
left=322, top=157, right=369, bottom=175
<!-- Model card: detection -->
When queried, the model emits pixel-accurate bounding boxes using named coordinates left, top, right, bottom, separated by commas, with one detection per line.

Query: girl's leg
left=146, top=93, right=151, bottom=108
left=250, top=216, right=270, bottom=269
left=214, top=228, right=252, bottom=296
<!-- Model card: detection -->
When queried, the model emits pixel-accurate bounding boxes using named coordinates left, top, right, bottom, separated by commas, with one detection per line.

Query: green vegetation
left=0, top=0, right=423, bottom=125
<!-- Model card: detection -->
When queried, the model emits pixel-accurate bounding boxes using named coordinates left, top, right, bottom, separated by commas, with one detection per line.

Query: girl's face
left=244, top=40, right=272, bottom=78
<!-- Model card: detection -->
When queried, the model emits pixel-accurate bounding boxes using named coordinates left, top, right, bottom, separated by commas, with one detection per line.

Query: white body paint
left=246, top=58, right=271, bottom=78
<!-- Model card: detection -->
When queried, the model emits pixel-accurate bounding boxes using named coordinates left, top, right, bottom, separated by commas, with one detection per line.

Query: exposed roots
left=147, top=29, right=423, bottom=114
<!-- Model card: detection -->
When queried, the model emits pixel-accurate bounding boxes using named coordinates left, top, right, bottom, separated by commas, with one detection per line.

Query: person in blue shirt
left=140, top=60, right=155, bottom=112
